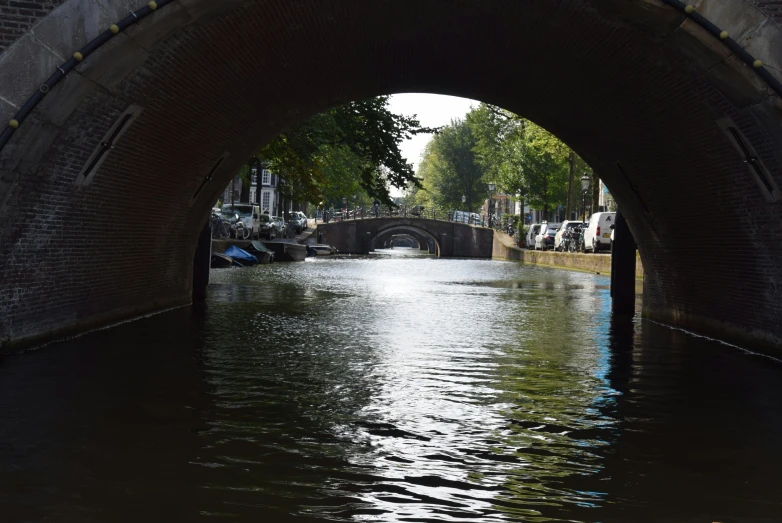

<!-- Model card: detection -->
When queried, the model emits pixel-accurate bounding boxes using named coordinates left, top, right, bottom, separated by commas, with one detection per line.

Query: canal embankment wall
left=492, top=232, right=644, bottom=280
left=211, top=227, right=316, bottom=253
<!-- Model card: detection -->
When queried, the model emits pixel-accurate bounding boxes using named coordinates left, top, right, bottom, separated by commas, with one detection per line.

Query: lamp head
left=580, top=173, right=591, bottom=192
left=487, top=183, right=496, bottom=192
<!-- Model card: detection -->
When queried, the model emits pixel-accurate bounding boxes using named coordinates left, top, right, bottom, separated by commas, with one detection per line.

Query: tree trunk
left=566, top=152, right=575, bottom=220
left=240, top=177, right=250, bottom=203
left=591, top=173, right=600, bottom=215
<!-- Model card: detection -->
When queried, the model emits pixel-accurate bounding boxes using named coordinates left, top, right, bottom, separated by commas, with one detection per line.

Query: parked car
left=583, top=212, right=616, bottom=253
left=271, top=216, right=286, bottom=238
left=554, top=220, right=584, bottom=251
left=257, top=214, right=275, bottom=240
left=285, top=211, right=308, bottom=234
left=526, top=224, right=542, bottom=249
left=293, top=211, right=308, bottom=229
left=535, top=223, right=561, bottom=250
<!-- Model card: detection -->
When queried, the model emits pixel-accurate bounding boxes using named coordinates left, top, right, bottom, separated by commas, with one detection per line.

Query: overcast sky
left=388, top=94, right=477, bottom=184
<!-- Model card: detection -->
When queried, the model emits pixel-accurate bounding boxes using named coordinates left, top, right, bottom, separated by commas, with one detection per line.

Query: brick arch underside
left=388, top=236, right=423, bottom=249
left=371, top=227, right=439, bottom=255
left=1, top=0, right=782, bottom=352
left=382, top=235, right=426, bottom=250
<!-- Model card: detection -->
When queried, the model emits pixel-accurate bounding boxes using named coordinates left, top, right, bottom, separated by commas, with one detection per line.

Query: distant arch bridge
left=317, top=218, right=494, bottom=258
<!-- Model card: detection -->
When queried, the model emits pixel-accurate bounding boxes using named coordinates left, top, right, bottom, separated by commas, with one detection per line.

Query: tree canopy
left=413, top=103, right=593, bottom=219
left=413, top=119, right=486, bottom=212
left=249, top=96, right=435, bottom=206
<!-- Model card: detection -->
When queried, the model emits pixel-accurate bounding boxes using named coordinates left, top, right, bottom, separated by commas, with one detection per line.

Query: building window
left=250, top=187, right=256, bottom=204
left=262, top=169, right=270, bottom=185
left=262, top=191, right=271, bottom=211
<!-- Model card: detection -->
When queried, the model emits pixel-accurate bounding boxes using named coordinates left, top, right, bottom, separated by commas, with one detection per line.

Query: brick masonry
left=0, top=0, right=64, bottom=53
left=1, top=0, right=782, bottom=354
left=750, top=1, right=782, bottom=22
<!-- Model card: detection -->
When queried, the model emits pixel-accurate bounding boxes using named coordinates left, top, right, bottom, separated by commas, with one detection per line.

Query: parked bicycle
left=229, top=213, right=251, bottom=240
left=561, top=225, right=583, bottom=253
left=211, top=210, right=230, bottom=239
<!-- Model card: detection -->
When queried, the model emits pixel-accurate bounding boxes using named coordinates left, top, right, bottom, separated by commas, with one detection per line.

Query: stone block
left=94, top=0, right=151, bottom=24
left=75, top=32, right=149, bottom=94
left=596, top=0, right=686, bottom=38
left=0, top=33, right=63, bottom=108
left=30, top=0, right=117, bottom=61
left=124, top=1, right=194, bottom=50
left=34, top=72, right=100, bottom=127
left=671, top=18, right=731, bottom=70
left=0, top=115, right=62, bottom=176
left=742, top=19, right=782, bottom=85
left=177, top=0, right=252, bottom=25
left=697, top=0, right=767, bottom=43
left=0, top=97, right=17, bottom=130
left=706, top=55, right=769, bottom=107
left=747, top=99, right=782, bottom=163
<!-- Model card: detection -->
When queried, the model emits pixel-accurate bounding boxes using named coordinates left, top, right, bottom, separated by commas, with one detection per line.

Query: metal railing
left=319, top=206, right=498, bottom=225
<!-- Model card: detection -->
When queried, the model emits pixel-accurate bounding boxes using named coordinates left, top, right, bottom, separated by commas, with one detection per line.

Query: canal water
left=1, top=248, right=781, bottom=522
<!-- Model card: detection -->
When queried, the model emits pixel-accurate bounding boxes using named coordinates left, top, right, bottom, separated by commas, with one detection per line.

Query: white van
left=221, top=203, right=261, bottom=238
left=453, top=210, right=470, bottom=224
left=583, top=212, right=616, bottom=253
left=453, top=211, right=483, bottom=226
left=526, top=223, right=541, bottom=249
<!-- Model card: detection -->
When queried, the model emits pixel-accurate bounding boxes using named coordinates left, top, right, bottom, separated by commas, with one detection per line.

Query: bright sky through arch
left=387, top=93, right=477, bottom=196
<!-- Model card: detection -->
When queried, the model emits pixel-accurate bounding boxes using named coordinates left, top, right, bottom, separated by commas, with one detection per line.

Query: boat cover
left=243, top=240, right=274, bottom=255
left=223, top=246, right=259, bottom=265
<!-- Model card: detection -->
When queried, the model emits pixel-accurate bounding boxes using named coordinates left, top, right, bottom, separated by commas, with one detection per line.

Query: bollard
left=610, top=209, right=637, bottom=316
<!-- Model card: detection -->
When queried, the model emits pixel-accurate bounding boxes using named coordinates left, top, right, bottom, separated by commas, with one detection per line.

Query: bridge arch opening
left=1, top=0, right=782, bottom=352
left=371, top=225, right=441, bottom=257
left=385, top=236, right=422, bottom=250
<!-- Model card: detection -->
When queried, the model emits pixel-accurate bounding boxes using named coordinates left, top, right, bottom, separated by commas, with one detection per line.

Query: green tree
left=416, top=118, right=487, bottom=212
left=253, top=96, right=435, bottom=206
left=467, top=103, right=589, bottom=220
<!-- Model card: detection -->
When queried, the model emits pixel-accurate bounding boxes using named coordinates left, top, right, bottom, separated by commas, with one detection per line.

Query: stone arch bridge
left=317, top=218, right=495, bottom=258
left=1, top=0, right=782, bottom=354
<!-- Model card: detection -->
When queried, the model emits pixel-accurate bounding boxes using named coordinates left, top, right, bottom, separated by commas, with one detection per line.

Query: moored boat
left=210, top=252, right=235, bottom=268
left=223, top=246, right=259, bottom=267
left=309, top=244, right=338, bottom=255
left=241, top=240, right=275, bottom=264
left=266, top=239, right=307, bottom=262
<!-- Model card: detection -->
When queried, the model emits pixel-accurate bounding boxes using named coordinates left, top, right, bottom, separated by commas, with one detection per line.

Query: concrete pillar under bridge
left=192, top=219, right=212, bottom=302
left=611, top=210, right=637, bottom=316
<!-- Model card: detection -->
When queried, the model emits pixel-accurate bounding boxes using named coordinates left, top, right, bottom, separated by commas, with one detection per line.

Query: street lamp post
left=353, top=195, right=357, bottom=219
left=580, top=173, right=591, bottom=222
left=342, top=197, right=347, bottom=221
left=487, top=183, right=496, bottom=228
left=461, top=194, right=466, bottom=223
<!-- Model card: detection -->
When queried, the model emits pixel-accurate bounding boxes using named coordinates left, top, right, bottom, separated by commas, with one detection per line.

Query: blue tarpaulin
left=223, top=246, right=258, bottom=265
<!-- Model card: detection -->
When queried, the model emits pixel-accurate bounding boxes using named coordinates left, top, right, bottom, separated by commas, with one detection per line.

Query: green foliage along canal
left=1, top=249, right=781, bottom=521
